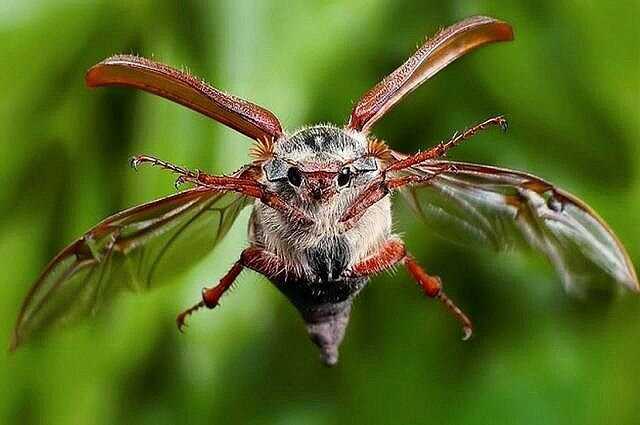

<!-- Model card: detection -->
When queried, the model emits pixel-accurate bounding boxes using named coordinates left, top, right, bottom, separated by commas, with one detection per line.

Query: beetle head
left=262, top=125, right=380, bottom=207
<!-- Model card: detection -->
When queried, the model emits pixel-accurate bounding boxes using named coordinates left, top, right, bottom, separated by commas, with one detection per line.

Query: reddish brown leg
left=347, top=239, right=473, bottom=340
left=130, top=154, right=200, bottom=187
left=340, top=116, right=506, bottom=224
left=240, top=246, right=291, bottom=279
left=386, top=115, right=507, bottom=172
left=340, top=164, right=456, bottom=224
left=130, top=154, right=313, bottom=225
left=404, top=256, right=473, bottom=340
left=348, top=239, right=407, bottom=277
left=176, top=261, right=244, bottom=332
left=176, top=246, right=291, bottom=331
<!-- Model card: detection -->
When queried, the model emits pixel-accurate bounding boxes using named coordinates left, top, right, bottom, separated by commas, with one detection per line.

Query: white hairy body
left=250, top=189, right=392, bottom=281
left=249, top=124, right=393, bottom=283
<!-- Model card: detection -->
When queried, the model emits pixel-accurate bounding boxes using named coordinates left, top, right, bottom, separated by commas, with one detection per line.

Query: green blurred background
left=1, top=1, right=639, bottom=424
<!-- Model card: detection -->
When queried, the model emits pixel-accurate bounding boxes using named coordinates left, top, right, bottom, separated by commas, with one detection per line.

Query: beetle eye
left=337, top=167, right=351, bottom=187
left=287, top=167, right=303, bottom=187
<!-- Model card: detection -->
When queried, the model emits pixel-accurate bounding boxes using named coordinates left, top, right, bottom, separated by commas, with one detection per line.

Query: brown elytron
left=85, top=55, right=283, bottom=141
left=12, top=16, right=638, bottom=365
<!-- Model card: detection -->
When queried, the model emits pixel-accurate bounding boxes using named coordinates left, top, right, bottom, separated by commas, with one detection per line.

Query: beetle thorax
left=250, top=124, right=392, bottom=282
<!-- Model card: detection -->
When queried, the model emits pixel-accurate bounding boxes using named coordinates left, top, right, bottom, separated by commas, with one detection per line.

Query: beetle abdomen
left=270, top=276, right=367, bottom=366
left=302, top=300, right=353, bottom=366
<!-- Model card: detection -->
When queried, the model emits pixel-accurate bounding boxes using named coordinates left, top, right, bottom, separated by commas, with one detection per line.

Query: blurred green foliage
left=1, top=1, right=639, bottom=424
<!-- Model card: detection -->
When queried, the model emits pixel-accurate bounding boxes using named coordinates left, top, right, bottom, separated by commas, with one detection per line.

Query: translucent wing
left=348, top=16, right=513, bottom=132
left=397, top=158, right=638, bottom=296
left=11, top=188, right=251, bottom=350
left=86, top=55, right=283, bottom=142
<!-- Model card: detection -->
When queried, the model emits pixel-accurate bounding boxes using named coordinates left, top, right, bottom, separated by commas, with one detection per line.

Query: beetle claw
left=174, top=176, right=186, bottom=190
left=176, top=300, right=205, bottom=333
left=497, top=115, right=508, bottom=132
left=129, top=156, right=140, bottom=170
left=462, top=325, right=473, bottom=341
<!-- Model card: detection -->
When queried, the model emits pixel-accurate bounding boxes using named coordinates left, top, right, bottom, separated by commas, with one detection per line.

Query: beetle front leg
left=340, top=165, right=455, bottom=224
left=341, top=117, right=507, bottom=224
left=130, top=154, right=313, bottom=225
left=386, top=115, right=508, bottom=172
left=129, top=154, right=202, bottom=189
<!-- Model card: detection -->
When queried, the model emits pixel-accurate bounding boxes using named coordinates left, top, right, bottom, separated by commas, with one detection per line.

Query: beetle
left=11, top=16, right=638, bottom=365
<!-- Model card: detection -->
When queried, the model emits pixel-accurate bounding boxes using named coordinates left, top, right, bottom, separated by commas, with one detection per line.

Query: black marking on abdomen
left=268, top=273, right=367, bottom=366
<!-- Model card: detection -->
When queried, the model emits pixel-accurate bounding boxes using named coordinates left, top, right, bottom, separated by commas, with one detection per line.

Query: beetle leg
left=340, top=164, right=455, bottom=224
left=341, top=116, right=506, bottom=224
left=346, top=239, right=473, bottom=340
left=240, top=246, right=292, bottom=279
left=130, top=154, right=313, bottom=225
left=176, top=261, right=244, bottom=332
left=340, top=114, right=506, bottom=223
left=130, top=154, right=200, bottom=182
left=176, top=246, right=292, bottom=332
left=404, top=256, right=473, bottom=340
left=386, top=115, right=507, bottom=172
left=347, top=239, right=407, bottom=277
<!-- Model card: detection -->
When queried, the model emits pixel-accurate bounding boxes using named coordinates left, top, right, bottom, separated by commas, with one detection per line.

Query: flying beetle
left=11, top=16, right=638, bottom=365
